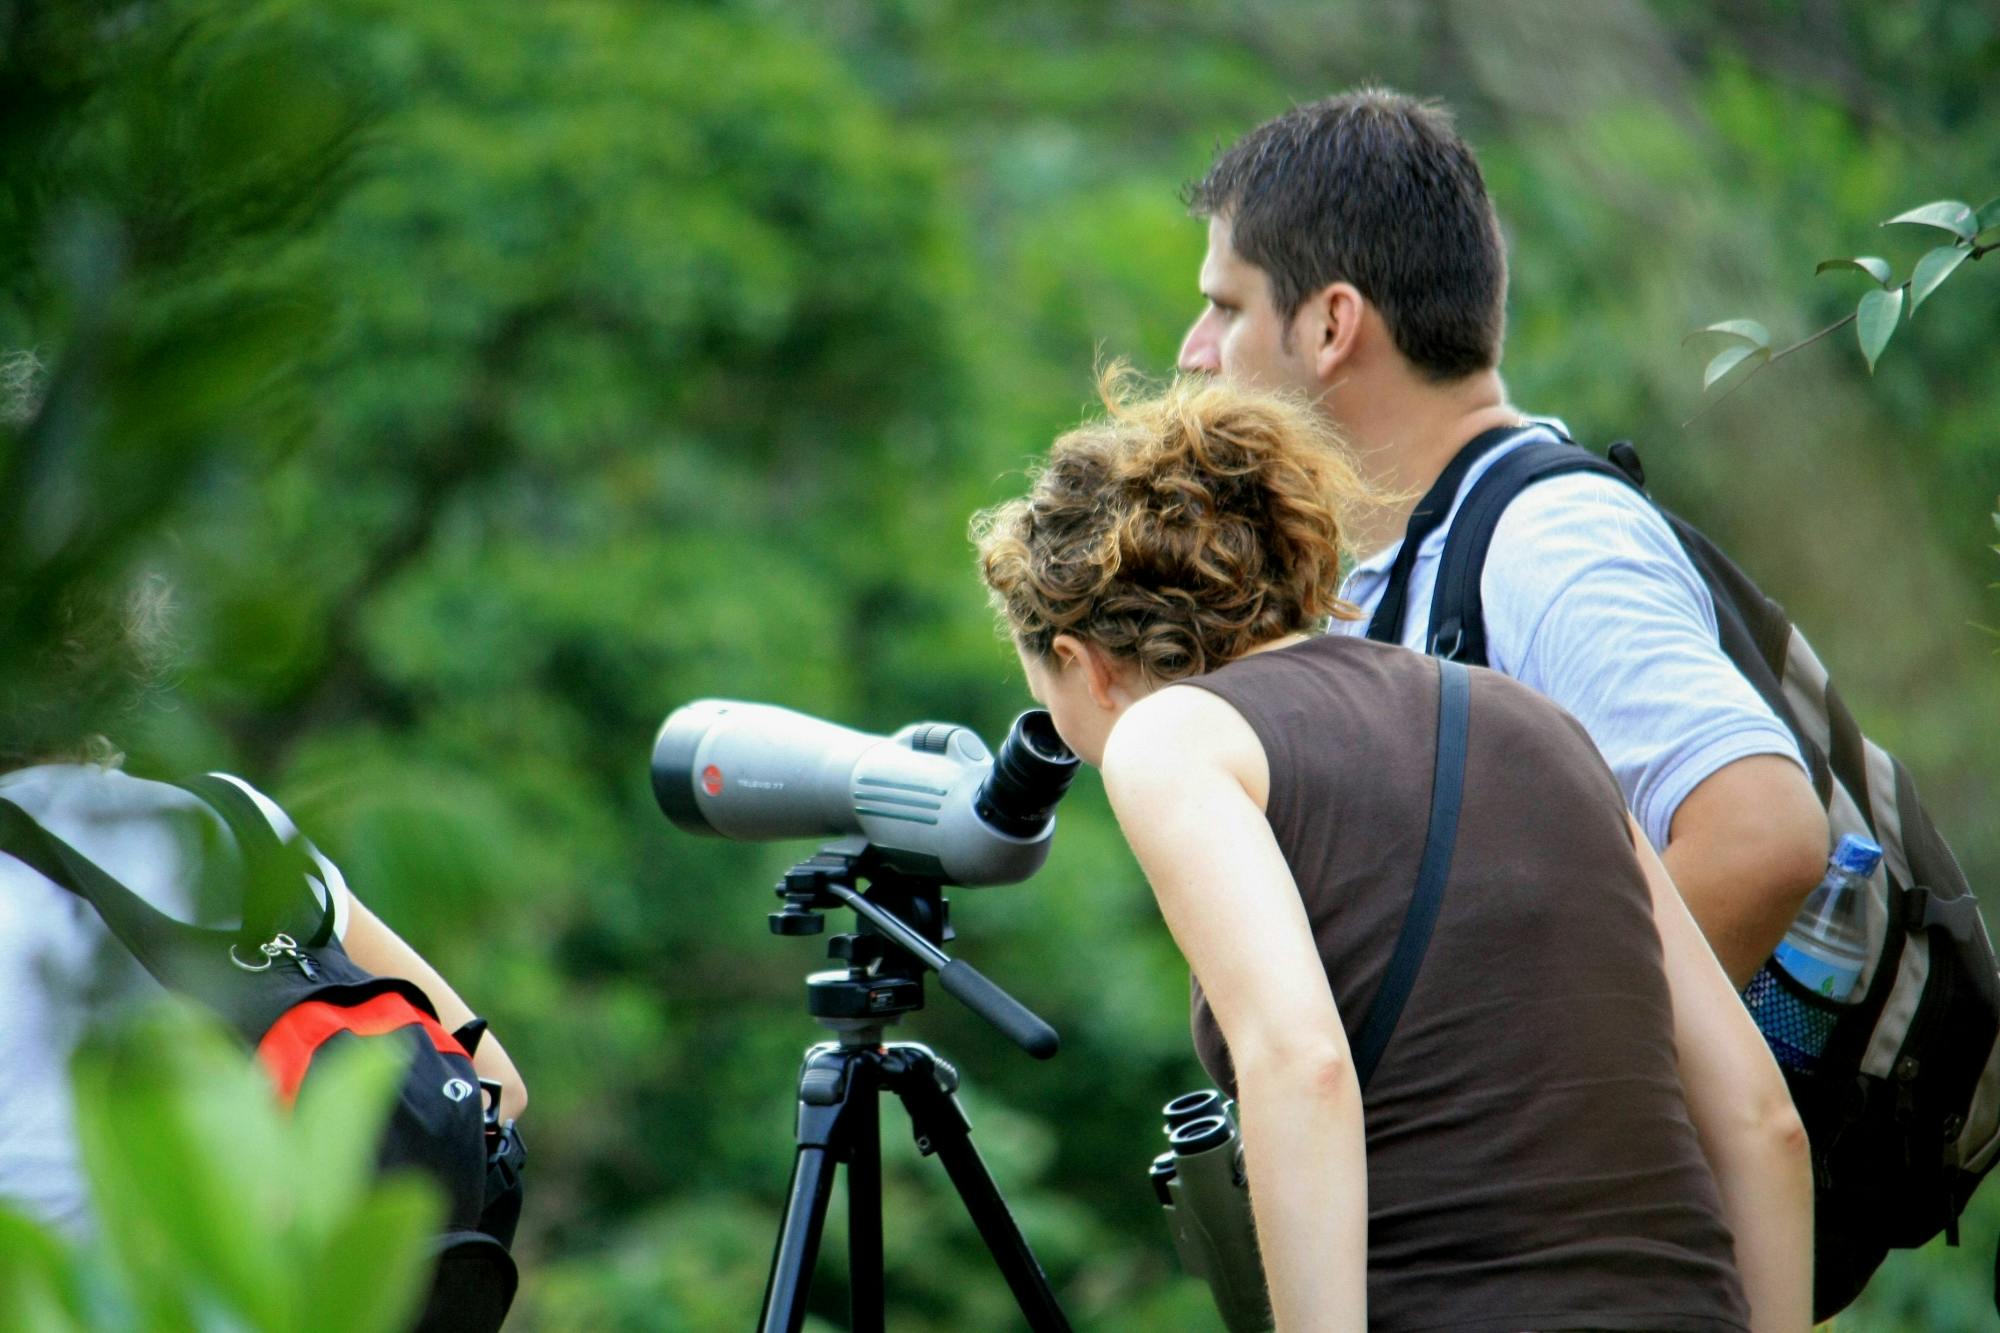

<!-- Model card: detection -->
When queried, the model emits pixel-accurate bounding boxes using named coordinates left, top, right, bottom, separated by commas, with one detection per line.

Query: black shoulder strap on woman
left=1350, top=658, right=1472, bottom=1090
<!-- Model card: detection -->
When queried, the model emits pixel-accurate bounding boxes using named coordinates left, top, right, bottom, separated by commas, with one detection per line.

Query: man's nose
left=1177, top=314, right=1219, bottom=375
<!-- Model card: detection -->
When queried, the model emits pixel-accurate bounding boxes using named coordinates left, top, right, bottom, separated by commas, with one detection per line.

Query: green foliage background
left=3, top=1, right=1997, bottom=1328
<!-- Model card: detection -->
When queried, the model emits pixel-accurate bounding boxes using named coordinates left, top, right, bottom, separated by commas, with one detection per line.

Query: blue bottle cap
left=1832, top=833, right=1883, bottom=878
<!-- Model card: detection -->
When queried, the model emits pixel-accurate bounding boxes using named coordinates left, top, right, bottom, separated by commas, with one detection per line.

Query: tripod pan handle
left=940, top=959, right=1060, bottom=1059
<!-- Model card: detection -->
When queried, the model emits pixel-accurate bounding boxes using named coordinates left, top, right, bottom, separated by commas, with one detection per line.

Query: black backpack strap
left=174, top=774, right=336, bottom=950
left=1425, top=440, right=1643, bottom=666
left=0, top=796, right=244, bottom=1013
left=1365, top=425, right=1538, bottom=645
left=1352, top=658, right=1472, bottom=1089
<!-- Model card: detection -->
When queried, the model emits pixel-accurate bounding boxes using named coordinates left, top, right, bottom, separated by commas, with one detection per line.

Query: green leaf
left=1856, top=287, right=1904, bottom=373
left=1883, top=199, right=1978, bottom=241
left=1978, top=196, right=2000, bottom=234
left=294, top=1178, right=442, bottom=1333
left=1703, top=342, right=1766, bottom=390
left=70, top=1003, right=291, bottom=1328
left=1815, top=256, right=1893, bottom=287
left=1909, top=245, right=1972, bottom=313
left=1682, top=318, right=1770, bottom=349
left=0, top=1209, right=85, bottom=1332
left=288, top=1036, right=408, bottom=1247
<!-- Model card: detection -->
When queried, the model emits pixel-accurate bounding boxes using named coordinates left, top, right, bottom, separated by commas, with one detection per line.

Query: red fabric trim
left=256, top=992, right=468, bottom=1107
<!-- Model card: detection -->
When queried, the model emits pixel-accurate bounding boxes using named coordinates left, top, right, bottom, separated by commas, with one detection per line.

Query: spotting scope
left=651, top=701, right=1078, bottom=887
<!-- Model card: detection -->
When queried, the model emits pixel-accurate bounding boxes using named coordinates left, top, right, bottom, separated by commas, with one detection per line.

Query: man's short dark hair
left=1187, top=88, right=1507, bottom=382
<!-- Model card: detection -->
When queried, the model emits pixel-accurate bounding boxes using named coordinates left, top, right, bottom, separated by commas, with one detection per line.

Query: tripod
left=759, top=842, right=1072, bottom=1333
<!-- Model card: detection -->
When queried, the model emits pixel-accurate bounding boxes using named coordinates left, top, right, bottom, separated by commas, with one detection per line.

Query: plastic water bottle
left=1744, top=834, right=1883, bottom=1070
left=1775, top=834, right=1883, bottom=1001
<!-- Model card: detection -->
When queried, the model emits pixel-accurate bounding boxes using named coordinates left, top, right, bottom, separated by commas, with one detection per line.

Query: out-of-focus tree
left=6, top=0, right=1998, bottom=1328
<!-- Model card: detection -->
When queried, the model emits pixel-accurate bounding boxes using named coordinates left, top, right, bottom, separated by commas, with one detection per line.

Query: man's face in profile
left=1177, top=215, right=1315, bottom=398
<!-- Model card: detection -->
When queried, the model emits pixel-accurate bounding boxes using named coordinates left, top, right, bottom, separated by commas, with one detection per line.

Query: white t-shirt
left=0, top=765, right=350, bottom=1239
left=1336, top=426, right=1806, bottom=851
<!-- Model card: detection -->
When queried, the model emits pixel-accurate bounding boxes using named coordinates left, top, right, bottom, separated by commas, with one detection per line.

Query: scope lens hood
left=651, top=705, right=718, bottom=834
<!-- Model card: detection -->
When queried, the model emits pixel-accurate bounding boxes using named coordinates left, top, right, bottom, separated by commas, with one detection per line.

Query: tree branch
left=1685, top=240, right=1996, bottom=427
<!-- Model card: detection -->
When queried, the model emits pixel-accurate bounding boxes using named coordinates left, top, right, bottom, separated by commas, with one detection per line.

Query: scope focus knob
left=906, top=723, right=957, bottom=755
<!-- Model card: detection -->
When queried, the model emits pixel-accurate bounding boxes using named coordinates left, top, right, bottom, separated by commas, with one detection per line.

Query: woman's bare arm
left=1103, top=686, right=1365, bottom=1333
left=341, top=894, right=528, bottom=1123
left=1630, top=813, right=1810, bottom=1331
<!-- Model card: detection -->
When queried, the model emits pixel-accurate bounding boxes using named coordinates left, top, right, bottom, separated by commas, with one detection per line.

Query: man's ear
left=1298, top=281, right=1366, bottom=382
left=1051, top=633, right=1125, bottom=711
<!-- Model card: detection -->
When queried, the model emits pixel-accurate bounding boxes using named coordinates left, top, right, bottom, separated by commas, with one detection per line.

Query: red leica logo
left=701, top=764, right=724, bottom=796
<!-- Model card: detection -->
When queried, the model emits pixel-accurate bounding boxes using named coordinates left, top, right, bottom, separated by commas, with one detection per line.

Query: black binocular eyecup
left=1162, top=1089, right=1226, bottom=1131
left=1167, top=1114, right=1232, bottom=1155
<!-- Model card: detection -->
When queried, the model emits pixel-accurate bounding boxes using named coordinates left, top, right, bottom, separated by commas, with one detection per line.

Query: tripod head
left=771, top=838, right=1060, bottom=1059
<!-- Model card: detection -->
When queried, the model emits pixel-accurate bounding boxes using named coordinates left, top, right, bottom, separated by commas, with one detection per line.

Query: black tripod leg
left=762, top=1046, right=871, bottom=1333
left=886, top=1048, right=1072, bottom=1332
left=847, top=1085, right=884, bottom=1333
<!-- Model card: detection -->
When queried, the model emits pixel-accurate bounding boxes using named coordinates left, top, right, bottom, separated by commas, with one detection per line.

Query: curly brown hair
left=973, top=368, right=1376, bottom=682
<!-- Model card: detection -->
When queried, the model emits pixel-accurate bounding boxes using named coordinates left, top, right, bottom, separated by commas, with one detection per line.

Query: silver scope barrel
left=651, top=700, right=1077, bottom=887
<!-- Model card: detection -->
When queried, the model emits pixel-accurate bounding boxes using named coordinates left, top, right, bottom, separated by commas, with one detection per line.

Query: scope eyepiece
left=974, top=710, right=1079, bottom=838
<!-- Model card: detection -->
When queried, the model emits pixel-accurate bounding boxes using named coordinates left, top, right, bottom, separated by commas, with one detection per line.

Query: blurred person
left=1175, top=90, right=1829, bottom=988
left=0, top=562, right=527, bottom=1240
left=973, top=372, right=1811, bottom=1331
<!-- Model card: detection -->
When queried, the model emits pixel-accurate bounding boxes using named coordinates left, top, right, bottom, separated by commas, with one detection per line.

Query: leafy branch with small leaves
left=1684, top=195, right=2000, bottom=423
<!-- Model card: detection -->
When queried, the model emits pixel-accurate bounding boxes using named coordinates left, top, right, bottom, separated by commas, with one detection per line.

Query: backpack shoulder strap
left=1351, top=657, right=1472, bottom=1090
left=1366, top=425, right=1537, bottom=645
left=1426, top=439, right=1643, bottom=666
left=0, top=795, right=243, bottom=1013
left=174, top=774, right=336, bottom=950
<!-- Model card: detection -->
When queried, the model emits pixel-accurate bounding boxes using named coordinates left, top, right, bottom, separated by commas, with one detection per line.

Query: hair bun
left=974, top=366, right=1378, bottom=680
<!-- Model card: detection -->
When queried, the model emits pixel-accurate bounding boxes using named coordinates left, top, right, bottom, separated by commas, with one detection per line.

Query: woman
left=973, top=371, right=1810, bottom=1332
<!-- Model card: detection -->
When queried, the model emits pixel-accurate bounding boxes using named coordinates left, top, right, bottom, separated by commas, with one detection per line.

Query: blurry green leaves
left=1910, top=245, right=1973, bottom=312
left=1689, top=190, right=1995, bottom=393
left=1815, top=256, right=1892, bottom=285
left=1684, top=320, right=1770, bottom=390
left=0, top=0, right=376, bottom=761
left=1854, top=287, right=1905, bottom=374
left=1884, top=199, right=1980, bottom=243
left=0, top=1001, right=439, bottom=1332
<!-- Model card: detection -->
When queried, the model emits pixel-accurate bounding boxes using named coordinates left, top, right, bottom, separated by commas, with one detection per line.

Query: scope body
left=652, top=701, right=1074, bottom=887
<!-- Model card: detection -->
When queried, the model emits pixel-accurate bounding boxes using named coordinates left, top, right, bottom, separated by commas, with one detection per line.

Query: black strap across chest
left=1364, top=425, right=1529, bottom=647
left=1351, top=656, right=1472, bottom=1090
left=1366, top=429, right=1643, bottom=666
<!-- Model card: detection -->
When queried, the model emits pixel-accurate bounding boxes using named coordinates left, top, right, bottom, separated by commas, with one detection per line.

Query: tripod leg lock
left=802, top=1064, right=849, bottom=1106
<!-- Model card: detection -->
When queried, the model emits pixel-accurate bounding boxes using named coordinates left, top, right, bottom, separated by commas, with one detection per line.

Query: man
left=1175, top=88, right=1828, bottom=986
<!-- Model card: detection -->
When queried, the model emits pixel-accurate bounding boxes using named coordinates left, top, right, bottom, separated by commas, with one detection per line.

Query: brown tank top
left=1183, top=635, right=1750, bottom=1333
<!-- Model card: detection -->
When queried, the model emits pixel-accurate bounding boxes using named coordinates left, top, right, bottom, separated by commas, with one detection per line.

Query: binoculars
left=1149, top=1089, right=1272, bottom=1333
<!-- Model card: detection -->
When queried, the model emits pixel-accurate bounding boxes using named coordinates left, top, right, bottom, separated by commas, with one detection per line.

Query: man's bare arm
left=1661, top=753, right=1829, bottom=988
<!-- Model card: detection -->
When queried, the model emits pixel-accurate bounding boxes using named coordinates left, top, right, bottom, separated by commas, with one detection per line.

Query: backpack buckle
left=1904, top=884, right=1983, bottom=945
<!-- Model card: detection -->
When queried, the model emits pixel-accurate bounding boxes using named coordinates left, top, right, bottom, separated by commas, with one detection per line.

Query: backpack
left=0, top=772, right=526, bottom=1332
left=1365, top=426, right=2000, bottom=1321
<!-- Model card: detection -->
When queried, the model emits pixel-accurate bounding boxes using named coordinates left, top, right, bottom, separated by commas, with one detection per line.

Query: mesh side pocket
left=1744, top=965, right=1845, bottom=1071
